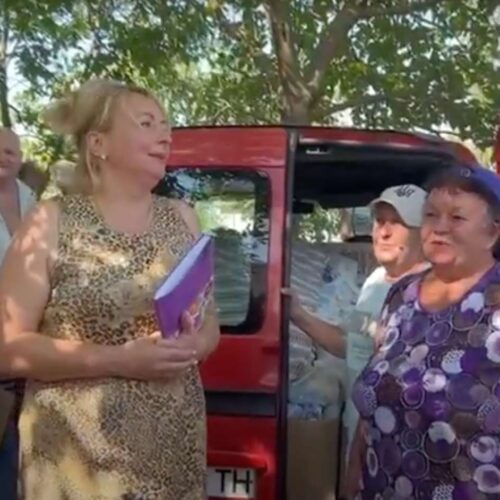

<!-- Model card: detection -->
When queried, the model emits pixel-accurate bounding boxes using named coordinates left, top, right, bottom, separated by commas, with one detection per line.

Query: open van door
left=157, top=127, right=291, bottom=500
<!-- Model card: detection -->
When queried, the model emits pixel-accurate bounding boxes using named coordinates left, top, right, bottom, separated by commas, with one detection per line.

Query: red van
left=157, top=126, right=479, bottom=500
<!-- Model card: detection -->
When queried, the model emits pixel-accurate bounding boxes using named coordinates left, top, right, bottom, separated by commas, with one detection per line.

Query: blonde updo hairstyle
left=42, top=79, right=162, bottom=193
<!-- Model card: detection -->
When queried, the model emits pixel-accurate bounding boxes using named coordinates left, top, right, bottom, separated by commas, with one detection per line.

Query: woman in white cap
left=284, top=184, right=429, bottom=456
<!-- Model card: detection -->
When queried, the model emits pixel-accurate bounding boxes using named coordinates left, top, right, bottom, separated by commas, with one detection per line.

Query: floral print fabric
left=352, top=264, right=500, bottom=499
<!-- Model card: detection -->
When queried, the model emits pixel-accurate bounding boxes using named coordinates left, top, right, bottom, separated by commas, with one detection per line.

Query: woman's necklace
left=92, top=196, right=154, bottom=235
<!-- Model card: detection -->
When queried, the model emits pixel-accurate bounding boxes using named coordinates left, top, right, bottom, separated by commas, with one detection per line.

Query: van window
left=293, top=205, right=372, bottom=243
left=155, top=168, right=269, bottom=334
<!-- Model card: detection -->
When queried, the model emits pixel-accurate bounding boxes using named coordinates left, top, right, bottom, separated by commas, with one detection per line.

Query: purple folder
left=154, top=234, right=214, bottom=338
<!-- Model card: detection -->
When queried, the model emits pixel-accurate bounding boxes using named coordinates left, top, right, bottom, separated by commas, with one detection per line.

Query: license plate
left=206, top=467, right=256, bottom=498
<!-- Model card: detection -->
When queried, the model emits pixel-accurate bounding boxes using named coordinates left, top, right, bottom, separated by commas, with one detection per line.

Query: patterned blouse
left=352, top=264, right=500, bottom=499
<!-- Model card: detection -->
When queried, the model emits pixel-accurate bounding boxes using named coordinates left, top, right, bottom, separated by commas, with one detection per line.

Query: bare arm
left=0, top=200, right=124, bottom=381
left=0, top=200, right=196, bottom=382
left=293, top=308, right=346, bottom=358
left=282, top=288, right=346, bottom=358
left=172, top=199, right=221, bottom=360
left=345, top=419, right=366, bottom=499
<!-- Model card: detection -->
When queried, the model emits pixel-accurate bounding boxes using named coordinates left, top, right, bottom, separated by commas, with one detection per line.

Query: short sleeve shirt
left=352, top=263, right=500, bottom=499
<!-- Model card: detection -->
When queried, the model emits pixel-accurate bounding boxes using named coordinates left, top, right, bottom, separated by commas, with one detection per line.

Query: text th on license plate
left=206, top=467, right=256, bottom=498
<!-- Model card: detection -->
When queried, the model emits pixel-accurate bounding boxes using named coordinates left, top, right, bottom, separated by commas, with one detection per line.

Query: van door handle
left=208, top=450, right=269, bottom=472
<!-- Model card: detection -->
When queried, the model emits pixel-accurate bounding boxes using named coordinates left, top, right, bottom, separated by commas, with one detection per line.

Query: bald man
left=0, top=128, right=36, bottom=259
left=0, top=127, right=35, bottom=499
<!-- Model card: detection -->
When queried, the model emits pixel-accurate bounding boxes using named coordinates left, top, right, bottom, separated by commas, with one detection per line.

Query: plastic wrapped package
left=319, top=242, right=377, bottom=290
left=287, top=402, right=324, bottom=421
left=288, top=240, right=329, bottom=383
left=288, top=243, right=373, bottom=411
left=288, top=356, right=345, bottom=418
left=287, top=241, right=377, bottom=419
left=312, top=249, right=362, bottom=411
left=315, top=253, right=360, bottom=327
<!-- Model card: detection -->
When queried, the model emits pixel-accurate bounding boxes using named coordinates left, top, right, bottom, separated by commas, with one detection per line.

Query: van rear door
left=156, top=127, right=290, bottom=500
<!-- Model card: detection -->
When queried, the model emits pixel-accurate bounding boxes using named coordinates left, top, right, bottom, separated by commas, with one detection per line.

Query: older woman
left=0, top=80, right=220, bottom=499
left=351, top=165, right=500, bottom=499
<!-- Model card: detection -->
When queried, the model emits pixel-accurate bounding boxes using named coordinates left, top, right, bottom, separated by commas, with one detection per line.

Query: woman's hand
left=345, top=452, right=363, bottom=500
left=172, top=311, right=205, bottom=361
left=281, top=287, right=305, bottom=323
left=117, top=330, right=197, bottom=381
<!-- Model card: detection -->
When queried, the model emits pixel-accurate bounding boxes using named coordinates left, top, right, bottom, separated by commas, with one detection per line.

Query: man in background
left=0, top=127, right=36, bottom=499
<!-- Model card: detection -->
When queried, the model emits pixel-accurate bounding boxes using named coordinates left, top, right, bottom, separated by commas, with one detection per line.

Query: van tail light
left=208, top=450, right=269, bottom=472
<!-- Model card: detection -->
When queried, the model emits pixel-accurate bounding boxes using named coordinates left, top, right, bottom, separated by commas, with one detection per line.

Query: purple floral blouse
left=352, top=264, right=500, bottom=499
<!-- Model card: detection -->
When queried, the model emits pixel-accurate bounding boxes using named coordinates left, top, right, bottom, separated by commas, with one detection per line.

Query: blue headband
left=457, top=165, right=500, bottom=204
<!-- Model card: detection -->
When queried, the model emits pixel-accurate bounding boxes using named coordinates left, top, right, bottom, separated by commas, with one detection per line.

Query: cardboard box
left=287, top=418, right=343, bottom=500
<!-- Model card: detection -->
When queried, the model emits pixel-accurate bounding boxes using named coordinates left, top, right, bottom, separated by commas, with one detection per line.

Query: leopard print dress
left=18, top=195, right=206, bottom=500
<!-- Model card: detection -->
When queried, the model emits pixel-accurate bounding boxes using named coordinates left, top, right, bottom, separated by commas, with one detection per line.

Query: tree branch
left=217, top=19, right=243, bottom=39
left=83, top=0, right=108, bottom=76
left=208, top=101, right=231, bottom=125
left=265, top=0, right=310, bottom=120
left=356, top=0, right=441, bottom=19
left=318, top=94, right=387, bottom=120
left=4, top=35, right=20, bottom=65
left=0, top=3, right=9, bottom=63
left=304, top=4, right=358, bottom=96
left=424, top=127, right=463, bottom=138
left=7, top=102, right=22, bottom=121
left=0, top=3, right=12, bottom=127
left=304, top=0, right=442, bottom=111
left=254, top=53, right=279, bottom=88
left=213, top=7, right=277, bottom=87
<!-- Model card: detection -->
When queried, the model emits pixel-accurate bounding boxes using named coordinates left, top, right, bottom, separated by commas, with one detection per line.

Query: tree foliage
left=1, top=0, right=499, bottom=158
left=196, top=0, right=500, bottom=147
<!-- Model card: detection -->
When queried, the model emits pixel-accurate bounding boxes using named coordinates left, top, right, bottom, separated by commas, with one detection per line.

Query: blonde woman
left=0, top=80, right=220, bottom=499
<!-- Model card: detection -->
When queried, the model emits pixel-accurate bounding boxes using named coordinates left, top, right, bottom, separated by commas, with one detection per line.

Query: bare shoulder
left=0, top=200, right=60, bottom=336
left=167, top=198, right=200, bottom=236
left=8, top=198, right=60, bottom=259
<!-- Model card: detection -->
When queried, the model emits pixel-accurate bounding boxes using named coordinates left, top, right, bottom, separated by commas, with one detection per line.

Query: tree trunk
left=0, top=63, right=11, bottom=128
left=267, top=0, right=312, bottom=125
left=282, top=96, right=311, bottom=125
left=270, top=1, right=439, bottom=127
left=0, top=4, right=12, bottom=128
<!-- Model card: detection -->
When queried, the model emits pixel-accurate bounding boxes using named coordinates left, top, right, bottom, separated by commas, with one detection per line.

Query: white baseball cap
left=370, top=184, right=427, bottom=228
